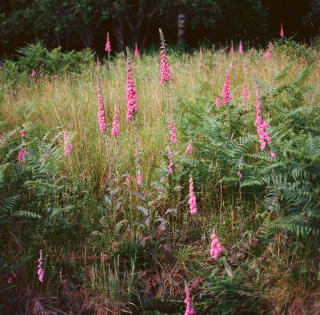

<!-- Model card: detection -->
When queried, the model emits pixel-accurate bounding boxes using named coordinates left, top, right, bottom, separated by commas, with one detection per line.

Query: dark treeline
left=0, top=0, right=319, bottom=56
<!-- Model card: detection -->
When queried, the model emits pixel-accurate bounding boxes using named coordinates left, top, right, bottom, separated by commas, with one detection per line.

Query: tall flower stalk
left=239, top=41, right=243, bottom=55
left=230, top=40, right=234, bottom=56
left=159, top=29, right=175, bottom=175
left=126, top=47, right=142, bottom=185
left=95, top=72, right=112, bottom=193
left=210, top=230, right=222, bottom=260
left=105, top=32, right=112, bottom=60
left=184, top=285, right=196, bottom=315
left=188, top=176, right=197, bottom=214
left=222, top=73, right=232, bottom=105
left=255, top=84, right=276, bottom=158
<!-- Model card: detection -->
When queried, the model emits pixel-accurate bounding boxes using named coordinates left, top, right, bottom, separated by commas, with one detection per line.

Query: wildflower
left=229, top=62, right=235, bottom=69
left=184, top=285, right=196, bottom=315
left=40, top=154, right=46, bottom=163
left=230, top=40, right=234, bottom=56
left=266, top=50, right=271, bottom=60
left=187, top=139, right=193, bottom=152
left=243, top=58, right=247, bottom=72
left=280, top=23, right=284, bottom=38
left=97, top=93, right=106, bottom=132
left=188, top=176, right=197, bottom=214
left=134, top=42, right=139, bottom=57
left=216, top=96, right=222, bottom=110
left=239, top=41, right=243, bottom=55
left=270, top=152, right=276, bottom=158
left=126, top=174, right=131, bottom=183
left=158, top=187, right=162, bottom=192
left=159, top=29, right=173, bottom=84
left=111, top=112, right=119, bottom=137
left=38, top=250, right=44, bottom=283
left=20, top=129, right=27, bottom=137
left=30, top=71, right=36, bottom=77
left=137, top=172, right=142, bottom=186
left=238, top=157, right=243, bottom=178
left=18, top=147, right=29, bottom=164
left=65, top=143, right=72, bottom=156
left=242, top=82, right=248, bottom=103
left=105, top=32, right=112, bottom=53
left=170, top=119, right=177, bottom=143
left=96, top=58, right=100, bottom=71
left=126, top=48, right=138, bottom=121
left=255, top=86, right=272, bottom=151
left=168, top=153, right=173, bottom=174
left=222, top=73, right=232, bottom=105
left=63, top=132, right=72, bottom=156
left=8, top=278, right=12, bottom=284
left=11, top=271, right=16, bottom=278
left=210, top=229, right=222, bottom=260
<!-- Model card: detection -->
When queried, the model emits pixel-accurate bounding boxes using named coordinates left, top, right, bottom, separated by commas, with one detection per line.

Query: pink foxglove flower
left=137, top=172, right=143, bottom=186
left=168, top=153, right=174, bottom=174
left=184, top=285, right=196, bottom=315
left=239, top=41, right=243, bottom=55
left=222, top=73, right=232, bottom=105
left=40, top=154, right=46, bottom=163
left=280, top=23, right=284, bottom=38
left=18, top=147, right=29, bottom=164
left=159, top=29, right=173, bottom=84
left=105, top=32, right=112, bottom=53
left=8, top=277, right=12, bottom=284
left=134, top=42, right=139, bottom=57
left=111, top=112, right=119, bottom=137
left=216, top=96, right=222, bottom=110
left=243, top=58, right=247, bottom=72
left=96, top=58, right=100, bottom=71
left=30, top=71, right=36, bottom=77
left=126, top=49, right=139, bottom=121
left=65, top=143, right=72, bottom=156
left=187, top=139, right=193, bottom=152
left=126, top=174, right=131, bottom=184
left=158, top=187, right=162, bottom=192
left=242, top=82, right=248, bottom=103
left=188, top=176, right=197, bottom=214
left=20, top=129, right=27, bottom=137
left=265, top=50, right=271, bottom=60
left=238, top=157, right=243, bottom=178
left=254, top=86, right=273, bottom=152
left=63, top=132, right=72, bottom=156
left=170, top=119, right=177, bottom=143
left=210, top=229, right=222, bottom=260
left=97, top=93, right=106, bottom=132
left=38, top=250, right=44, bottom=283
left=270, top=152, right=276, bottom=158
left=229, top=62, right=235, bottom=69
left=230, top=40, right=234, bottom=56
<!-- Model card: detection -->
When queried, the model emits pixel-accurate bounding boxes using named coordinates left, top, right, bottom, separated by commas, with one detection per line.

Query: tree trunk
left=112, top=13, right=125, bottom=52
left=177, top=11, right=186, bottom=50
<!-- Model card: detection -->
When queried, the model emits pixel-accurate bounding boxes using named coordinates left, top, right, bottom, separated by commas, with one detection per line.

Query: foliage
left=0, top=40, right=320, bottom=313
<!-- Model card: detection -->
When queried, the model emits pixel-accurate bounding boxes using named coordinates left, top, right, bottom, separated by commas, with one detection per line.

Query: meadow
left=0, top=36, right=320, bottom=314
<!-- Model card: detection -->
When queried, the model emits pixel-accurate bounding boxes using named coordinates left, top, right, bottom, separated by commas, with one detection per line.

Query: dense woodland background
left=1, top=0, right=320, bottom=57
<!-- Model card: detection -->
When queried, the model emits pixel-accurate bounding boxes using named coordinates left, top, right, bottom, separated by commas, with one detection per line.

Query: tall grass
left=1, top=40, right=320, bottom=313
